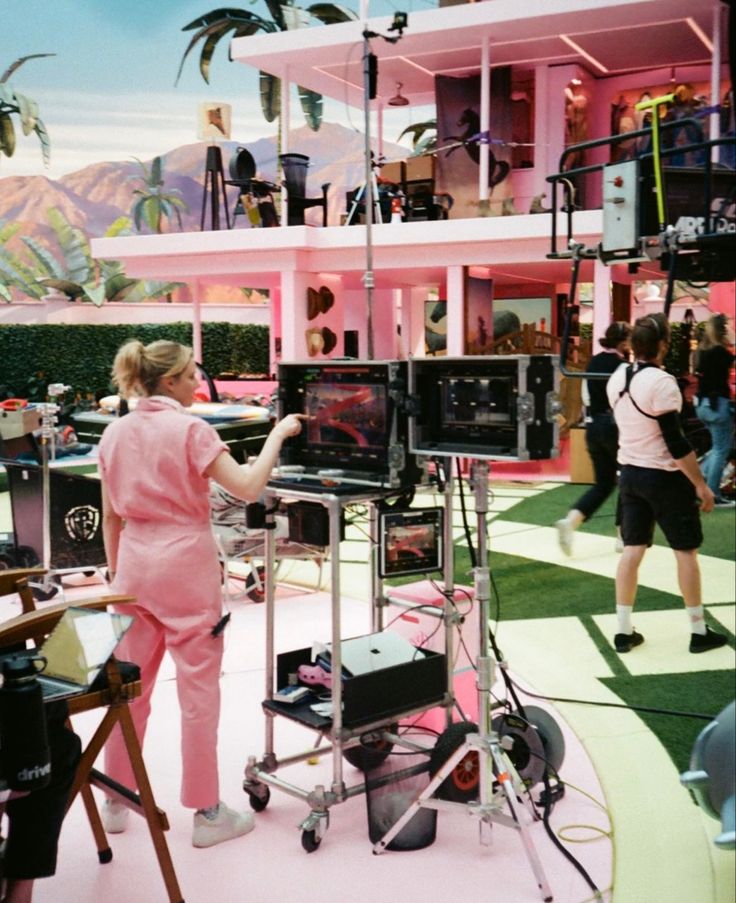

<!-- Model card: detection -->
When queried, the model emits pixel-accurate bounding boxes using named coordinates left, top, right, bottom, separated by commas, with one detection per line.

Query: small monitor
left=379, top=507, right=444, bottom=579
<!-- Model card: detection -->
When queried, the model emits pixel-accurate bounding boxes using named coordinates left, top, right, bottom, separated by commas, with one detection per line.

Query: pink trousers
left=104, top=521, right=224, bottom=810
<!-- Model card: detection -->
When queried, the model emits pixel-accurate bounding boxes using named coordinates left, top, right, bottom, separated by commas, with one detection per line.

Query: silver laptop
left=35, top=607, right=134, bottom=701
left=328, top=631, right=423, bottom=677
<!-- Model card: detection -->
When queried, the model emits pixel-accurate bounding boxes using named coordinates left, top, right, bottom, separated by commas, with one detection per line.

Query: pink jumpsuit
left=98, top=396, right=227, bottom=809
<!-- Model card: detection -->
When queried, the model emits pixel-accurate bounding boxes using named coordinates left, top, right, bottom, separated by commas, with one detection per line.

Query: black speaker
left=343, top=330, right=359, bottom=358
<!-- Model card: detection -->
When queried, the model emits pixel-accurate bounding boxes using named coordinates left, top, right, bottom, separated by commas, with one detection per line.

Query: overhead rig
left=546, top=115, right=735, bottom=376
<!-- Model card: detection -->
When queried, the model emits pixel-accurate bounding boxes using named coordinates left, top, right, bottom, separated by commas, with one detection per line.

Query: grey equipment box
left=408, top=354, right=561, bottom=461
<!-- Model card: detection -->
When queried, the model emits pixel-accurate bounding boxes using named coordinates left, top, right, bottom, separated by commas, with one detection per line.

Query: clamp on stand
left=372, top=459, right=553, bottom=902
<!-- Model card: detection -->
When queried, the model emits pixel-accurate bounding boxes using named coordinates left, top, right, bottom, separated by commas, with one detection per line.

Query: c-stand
left=372, top=458, right=553, bottom=902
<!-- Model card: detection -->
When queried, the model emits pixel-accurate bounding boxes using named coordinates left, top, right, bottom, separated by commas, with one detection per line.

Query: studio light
left=388, top=82, right=409, bottom=107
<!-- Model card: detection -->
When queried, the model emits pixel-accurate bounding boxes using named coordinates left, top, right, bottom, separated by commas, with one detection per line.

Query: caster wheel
left=343, top=725, right=397, bottom=771
left=245, top=566, right=266, bottom=603
left=245, top=783, right=270, bottom=812
left=301, top=829, right=321, bottom=853
left=430, top=722, right=480, bottom=802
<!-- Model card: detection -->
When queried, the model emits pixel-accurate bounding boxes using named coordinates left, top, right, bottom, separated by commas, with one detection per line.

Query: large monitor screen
left=277, top=361, right=419, bottom=487
left=409, top=355, right=559, bottom=461
left=378, top=507, right=444, bottom=578
left=304, top=381, right=387, bottom=453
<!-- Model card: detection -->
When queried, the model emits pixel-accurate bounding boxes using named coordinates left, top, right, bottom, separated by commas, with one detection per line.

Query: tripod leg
left=345, top=182, right=366, bottom=226
left=490, top=742, right=554, bottom=902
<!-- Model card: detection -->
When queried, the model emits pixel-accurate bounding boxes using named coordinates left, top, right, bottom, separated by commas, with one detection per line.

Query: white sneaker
left=555, top=519, right=574, bottom=556
left=192, top=802, right=255, bottom=848
left=102, top=799, right=129, bottom=834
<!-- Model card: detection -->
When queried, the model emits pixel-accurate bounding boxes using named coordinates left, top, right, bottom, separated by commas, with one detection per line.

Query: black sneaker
left=614, top=630, right=644, bottom=653
left=689, top=625, right=729, bottom=654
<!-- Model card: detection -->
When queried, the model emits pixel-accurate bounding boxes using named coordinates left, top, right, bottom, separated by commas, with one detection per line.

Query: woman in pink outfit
left=97, top=339, right=303, bottom=848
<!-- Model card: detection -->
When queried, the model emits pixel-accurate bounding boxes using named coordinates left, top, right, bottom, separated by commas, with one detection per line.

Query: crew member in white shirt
left=607, top=312, right=728, bottom=655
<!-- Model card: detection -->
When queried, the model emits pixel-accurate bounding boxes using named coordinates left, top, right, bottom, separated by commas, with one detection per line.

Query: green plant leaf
left=306, top=4, right=357, bottom=25
left=38, top=277, right=84, bottom=298
left=46, top=208, right=91, bottom=284
left=0, top=282, right=12, bottom=302
left=259, top=72, right=280, bottom=123
left=104, top=216, right=133, bottom=238
left=82, top=282, right=107, bottom=307
left=297, top=86, right=322, bottom=131
left=103, top=274, right=138, bottom=302
left=0, top=114, right=17, bottom=157
left=19, top=235, right=64, bottom=278
left=0, top=53, right=56, bottom=84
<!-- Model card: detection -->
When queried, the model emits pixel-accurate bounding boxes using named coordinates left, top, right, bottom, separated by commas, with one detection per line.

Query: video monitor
left=277, top=361, right=422, bottom=488
left=378, top=507, right=444, bottom=579
left=409, top=355, right=559, bottom=461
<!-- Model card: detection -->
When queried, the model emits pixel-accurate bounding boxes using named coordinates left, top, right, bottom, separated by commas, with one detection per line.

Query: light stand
left=33, top=383, right=70, bottom=601
left=360, top=10, right=407, bottom=359
left=372, top=458, right=553, bottom=903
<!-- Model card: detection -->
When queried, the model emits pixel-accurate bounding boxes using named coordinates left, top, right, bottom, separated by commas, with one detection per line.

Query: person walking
left=695, top=313, right=735, bottom=508
left=607, top=313, right=727, bottom=655
left=98, top=339, right=303, bottom=847
left=556, top=320, right=631, bottom=555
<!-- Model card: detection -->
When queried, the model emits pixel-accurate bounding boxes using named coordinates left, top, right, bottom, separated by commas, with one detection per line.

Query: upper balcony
left=93, top=0, right=729, bottom=297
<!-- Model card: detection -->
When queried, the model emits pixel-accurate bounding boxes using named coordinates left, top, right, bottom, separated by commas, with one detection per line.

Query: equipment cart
left=242, top=480, right=452, bottom=852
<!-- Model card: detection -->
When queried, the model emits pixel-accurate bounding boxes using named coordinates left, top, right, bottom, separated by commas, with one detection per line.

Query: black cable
left=508, top=674, right=717, bottom=721
left=455, top=459, right=477, bottom=568
left=539, top=768, right=602, bottom=899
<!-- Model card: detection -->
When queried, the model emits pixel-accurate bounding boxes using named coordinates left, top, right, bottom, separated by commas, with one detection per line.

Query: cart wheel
left=244, top=783, right=270, bottom=812
left=301, top=829, right=321, bottom=853
left=430, top=721, right=480, bottom=802
left=343, top=725, right=397, bottom=771
left=31, top=583, right=59, bottom=602
left=245, top=566, right=266, bottom=603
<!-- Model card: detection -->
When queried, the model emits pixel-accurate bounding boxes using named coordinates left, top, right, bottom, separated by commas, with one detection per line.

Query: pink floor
left=3, top=582, right=611, bottom=903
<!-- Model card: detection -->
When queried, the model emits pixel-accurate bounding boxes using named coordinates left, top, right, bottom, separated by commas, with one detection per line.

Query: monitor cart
left=242, top=481, right=453, bottom=852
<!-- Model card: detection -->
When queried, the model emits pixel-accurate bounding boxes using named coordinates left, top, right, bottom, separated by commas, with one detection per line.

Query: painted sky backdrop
left=3, top=0, right=433, bottom=180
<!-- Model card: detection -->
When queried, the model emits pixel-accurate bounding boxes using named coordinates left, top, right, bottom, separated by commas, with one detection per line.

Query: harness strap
left=615, top=363, right=659, bottom=420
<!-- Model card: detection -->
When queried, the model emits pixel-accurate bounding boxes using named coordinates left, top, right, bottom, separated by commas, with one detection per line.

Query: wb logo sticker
left=64, top=505, right=100, bottom=543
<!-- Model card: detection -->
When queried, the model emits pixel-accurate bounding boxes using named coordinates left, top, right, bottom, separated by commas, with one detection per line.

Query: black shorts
left=619, top=465, right=703, bottom=551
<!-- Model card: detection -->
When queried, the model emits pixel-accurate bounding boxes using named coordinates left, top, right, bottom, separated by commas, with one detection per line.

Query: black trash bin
left=365, top=751, right=437, bottom=851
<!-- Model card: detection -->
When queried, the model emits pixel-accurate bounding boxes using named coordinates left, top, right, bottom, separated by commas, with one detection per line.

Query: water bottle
left=0, top=655, right=51, bottom=792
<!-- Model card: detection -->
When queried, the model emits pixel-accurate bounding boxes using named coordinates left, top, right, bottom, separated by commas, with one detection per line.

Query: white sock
left=687, top=605, right=707, bottom=636
left=616, top=605, right=633, bottom=635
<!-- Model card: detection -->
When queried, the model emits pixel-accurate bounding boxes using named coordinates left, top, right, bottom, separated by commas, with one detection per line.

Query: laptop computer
left=33, top=607, right=134, bottom=701
left=324, top=631, right=424, bottom=678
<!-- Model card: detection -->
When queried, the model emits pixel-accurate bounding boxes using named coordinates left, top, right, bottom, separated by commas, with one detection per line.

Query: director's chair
left=0, top=568, right=185, bottom=903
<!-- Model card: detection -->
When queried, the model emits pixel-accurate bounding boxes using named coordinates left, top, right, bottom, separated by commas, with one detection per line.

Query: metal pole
left=362, top=29, right=375, bottom=359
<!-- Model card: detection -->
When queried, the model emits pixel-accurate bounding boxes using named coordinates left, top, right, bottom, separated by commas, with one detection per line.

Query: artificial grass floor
left=389, top=480, right=735, bottom=774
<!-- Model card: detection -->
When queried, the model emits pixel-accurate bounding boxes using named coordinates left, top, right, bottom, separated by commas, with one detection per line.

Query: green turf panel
left=599, top=669, right=735, bottom=773
left=497, top=482, right=735, bottom=560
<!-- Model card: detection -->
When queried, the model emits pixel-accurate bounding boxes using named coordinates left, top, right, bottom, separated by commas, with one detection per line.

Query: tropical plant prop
left=176, top=3, right=356, bottom=131
left=397, top=118, right=437, bottom=157
left=0, top=54, right=54, bottom=165
left=128, top=156, right=189, bottom=233
left=0, top=209, right=182, bottom=306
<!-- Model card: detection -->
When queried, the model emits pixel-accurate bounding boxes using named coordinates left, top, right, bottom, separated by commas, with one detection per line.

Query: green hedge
left=0, top=322, right=269, bottom=402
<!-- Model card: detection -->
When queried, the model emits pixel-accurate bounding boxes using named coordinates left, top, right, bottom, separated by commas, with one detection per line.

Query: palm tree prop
left=0, top=208, right=181, bottom=306
left=128, top=156, right=189, bottom=234
left=0, top=54, right=54, bottom=165
left=176, top=3, right=357, bottom=131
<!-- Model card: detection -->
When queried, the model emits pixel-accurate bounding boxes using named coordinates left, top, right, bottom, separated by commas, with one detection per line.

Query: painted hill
left=0, top=122, right=406, bottom=242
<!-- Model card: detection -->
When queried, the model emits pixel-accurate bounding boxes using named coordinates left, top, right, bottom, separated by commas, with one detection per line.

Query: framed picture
left=425, top=299, right=447, bottom=356
left=464, top=272, right=494, bottom=354
left=493, top=297, right=552, bottom=336
left=197, top=102, right=232, bottom=141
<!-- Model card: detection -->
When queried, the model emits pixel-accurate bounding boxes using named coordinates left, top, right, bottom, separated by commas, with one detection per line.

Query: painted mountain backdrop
left=0, top=123, right=405, bottom=246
